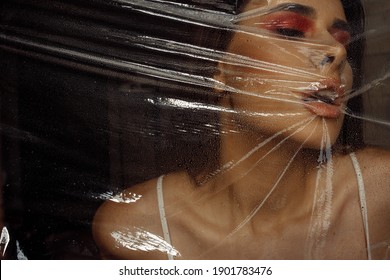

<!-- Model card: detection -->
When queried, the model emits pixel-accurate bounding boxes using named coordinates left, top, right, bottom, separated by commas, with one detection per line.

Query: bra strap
left=157, top=175, right=174, bottom=260
left=350, top=152, right=372, bottom=260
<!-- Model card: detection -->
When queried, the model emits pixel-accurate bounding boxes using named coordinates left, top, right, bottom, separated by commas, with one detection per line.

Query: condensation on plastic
left=0, top=0, right=389, bottom=259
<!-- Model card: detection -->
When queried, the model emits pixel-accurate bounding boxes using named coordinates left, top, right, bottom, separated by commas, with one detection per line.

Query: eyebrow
left=268, top=3, right=316, bottom=17
left=234, top=2, right=350, bottom=30
left=268, top=3, right=351, bottom=33
left=233, top=2, right=315, bottom=23
left=332, top=19, right=352, bottom=33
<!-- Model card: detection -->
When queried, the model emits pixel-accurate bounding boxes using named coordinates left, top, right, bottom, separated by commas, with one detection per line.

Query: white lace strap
left=157, top=175, right=174, bottom=260
left=350, top=152, right=372, bottom=260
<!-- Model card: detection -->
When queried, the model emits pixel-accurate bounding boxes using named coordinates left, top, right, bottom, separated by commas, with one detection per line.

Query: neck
left=206, top=113, right=317, bottom=218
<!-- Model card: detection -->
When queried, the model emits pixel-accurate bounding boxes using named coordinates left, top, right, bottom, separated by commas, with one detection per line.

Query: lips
left=303, top=90, right=340, bottom=105
left=301, top=79, right=346, bottom=118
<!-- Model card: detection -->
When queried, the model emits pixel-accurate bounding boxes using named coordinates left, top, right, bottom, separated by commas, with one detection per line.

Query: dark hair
left=338, top=0, right=366, bottom=151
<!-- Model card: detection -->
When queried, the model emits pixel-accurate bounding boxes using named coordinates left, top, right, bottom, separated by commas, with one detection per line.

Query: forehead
left=241, top=0, right=347, bottom=20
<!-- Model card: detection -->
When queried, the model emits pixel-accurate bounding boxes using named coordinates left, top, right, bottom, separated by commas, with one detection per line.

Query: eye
left=260, top=12, right=312, bottom=39
left=275, top=28, right=305, bottom=38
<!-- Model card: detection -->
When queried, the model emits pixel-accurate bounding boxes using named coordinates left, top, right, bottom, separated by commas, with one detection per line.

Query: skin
left=92, top=0, right=390, bottom=259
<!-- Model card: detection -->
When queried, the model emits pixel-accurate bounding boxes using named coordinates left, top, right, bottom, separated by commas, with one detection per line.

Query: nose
left=319, top=34, right=348, bottom=74
left=320, top=55, right=335, bottom=66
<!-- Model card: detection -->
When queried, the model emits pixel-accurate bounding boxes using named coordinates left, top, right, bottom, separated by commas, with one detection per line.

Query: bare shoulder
left=353, top=146, right=390, bottom=190
left=354, top=145, right=390, bottom=163
left=334, top=146, right=390, bottom=188
left=92, top=171, right=194, bottom=259
left=345, top=146, right=390, bottom=208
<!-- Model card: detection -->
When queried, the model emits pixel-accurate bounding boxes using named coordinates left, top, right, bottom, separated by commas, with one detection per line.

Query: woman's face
left=218, top=0, right=354, bottom=148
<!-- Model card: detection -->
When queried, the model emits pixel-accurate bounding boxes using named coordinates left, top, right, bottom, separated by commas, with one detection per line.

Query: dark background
left=0, top=0, right=225, bottom=259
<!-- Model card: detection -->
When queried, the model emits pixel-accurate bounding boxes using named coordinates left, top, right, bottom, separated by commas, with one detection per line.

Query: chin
left=233, top=106, right=344, bottom=151
left=285, top=116, right=344, bottom=150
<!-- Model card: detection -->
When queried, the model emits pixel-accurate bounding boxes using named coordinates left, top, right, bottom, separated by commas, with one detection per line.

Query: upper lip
left=301, top=78, right=345, bottom=106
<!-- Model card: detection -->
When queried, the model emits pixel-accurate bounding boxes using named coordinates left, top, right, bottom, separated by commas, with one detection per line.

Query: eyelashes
left=274, top=27, right=305, bottom=38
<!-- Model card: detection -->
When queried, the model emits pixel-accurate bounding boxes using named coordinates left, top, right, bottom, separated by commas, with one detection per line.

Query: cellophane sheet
left=0, top=0, right=389, bottom=260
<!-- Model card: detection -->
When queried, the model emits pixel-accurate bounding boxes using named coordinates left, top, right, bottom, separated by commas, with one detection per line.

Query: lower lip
left=304, top=101, right=342, bottom=118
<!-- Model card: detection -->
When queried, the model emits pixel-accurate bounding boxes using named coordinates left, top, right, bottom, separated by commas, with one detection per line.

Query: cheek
left=224, top=38, right=293, bottom=88
left=227, top=32, right=293, bottom=62
left=225, top=33, right=321, bottom=81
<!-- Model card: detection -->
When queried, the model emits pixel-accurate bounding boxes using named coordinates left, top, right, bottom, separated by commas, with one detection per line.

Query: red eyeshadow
left=261, top=11, right=313, bottom=33
left=330, top=29, right=351, bottom=46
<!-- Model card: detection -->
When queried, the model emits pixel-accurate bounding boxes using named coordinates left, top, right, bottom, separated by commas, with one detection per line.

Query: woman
left=92, top=0, right=390, bottom=259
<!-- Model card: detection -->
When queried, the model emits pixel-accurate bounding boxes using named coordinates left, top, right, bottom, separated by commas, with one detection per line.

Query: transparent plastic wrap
left=0, top=0, right=389, bottom=260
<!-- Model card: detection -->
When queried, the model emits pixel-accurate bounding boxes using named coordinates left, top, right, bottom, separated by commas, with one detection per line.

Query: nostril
left=320, top=55, right=336, bottom=66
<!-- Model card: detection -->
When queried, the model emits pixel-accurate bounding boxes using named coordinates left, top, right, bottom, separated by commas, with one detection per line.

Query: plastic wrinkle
left=94, top=191, right=142, bottom=204
left=199, top=117, right=319, bottom=258
left=0, top=0, right=389, bottom=261
left=0, top=33, right=226, bottom=91
left=16, top=241, right=28, bottom=260
left=200, top=116, right=315, bottom=185
left=0, top=227, right=10, bottom=257
left=115, top=0, right=234, bottom=27
left=305, top=120, right=334, bottom=259
left=111, top=228, right=180, bottom=258
left=151, top=96, right=305, bottom=117
left=343, top=71, right=390, bottom=102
